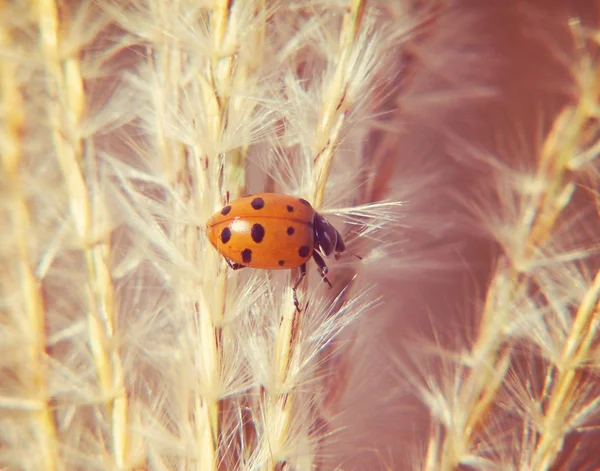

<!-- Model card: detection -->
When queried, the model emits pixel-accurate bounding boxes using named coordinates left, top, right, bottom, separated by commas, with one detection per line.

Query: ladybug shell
left=206, top=193, right=316, bottom=269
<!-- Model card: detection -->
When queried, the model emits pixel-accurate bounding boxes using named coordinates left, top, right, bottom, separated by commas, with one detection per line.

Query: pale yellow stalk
left=529, top=271, right=600, bottom=470
left=144, top=1, right=269, bottom=468
left=36, top=0, right=128, bottom=467
left=0, top=17, right=58, bottom=471
left=142, top=7, right=218, bottom=466
left=311, top=0, right=366, bottom=209
left=433, top=18, right=600, bottom=471
left=262, top=2, right=368, bottom=469
left=203, top=1, right=267, bottom=467
left=526, top=22, right=600, bottom=470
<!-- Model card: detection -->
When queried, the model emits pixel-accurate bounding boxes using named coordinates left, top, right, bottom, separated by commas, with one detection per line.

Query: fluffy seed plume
left=0, top=0, right=421, bottom=469
left=399, top=7, right=600, bottom=471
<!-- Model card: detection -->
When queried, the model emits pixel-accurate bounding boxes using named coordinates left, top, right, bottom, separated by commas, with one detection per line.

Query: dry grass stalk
left=412, top=14, right=600, bottom=471
left=0, top=9, right=59, bottom=471
left=0, top=0, right=408, bottom=469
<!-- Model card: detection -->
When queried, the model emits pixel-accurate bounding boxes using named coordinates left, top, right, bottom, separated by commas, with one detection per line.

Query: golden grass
left=2, top=1, right=599, bottom=470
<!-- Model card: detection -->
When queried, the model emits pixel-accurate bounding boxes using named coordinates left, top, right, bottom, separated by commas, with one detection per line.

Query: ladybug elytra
left=205, top=193, right=346, bottom=310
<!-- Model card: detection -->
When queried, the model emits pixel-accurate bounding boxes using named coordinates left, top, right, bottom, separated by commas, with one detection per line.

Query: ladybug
left=205, top=193, right=346, bottom=311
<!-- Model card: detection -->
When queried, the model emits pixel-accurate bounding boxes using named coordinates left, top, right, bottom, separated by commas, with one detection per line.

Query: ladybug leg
left=292, top=263, right=307, bottom=312
left=225, top=258, right=245, bottom=270
left=312, top=251, right=332, bottom=288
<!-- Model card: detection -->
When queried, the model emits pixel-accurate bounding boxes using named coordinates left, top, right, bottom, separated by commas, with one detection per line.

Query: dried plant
left=0, top=0, right=415, bottom=469
left=4, top=1, right=598, bottom=471
left=398, top=5, right=600, bottom=471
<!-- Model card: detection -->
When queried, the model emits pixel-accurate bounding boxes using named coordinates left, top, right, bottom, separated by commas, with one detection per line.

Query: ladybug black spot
left=242, top=249, right=252, bottom=264
left=286, top=205, right=294, bottom=212
left=221, top=227, right=231, bottom=244
left=298, top=198, right=311, bottom=207
left=298, top=245, right=310, bottom=257
left=278, top=260, right=285, bottom=266
left=221, top=205, right=232, bottom=216
left=251, top=197, right=265, bottom=210
left=287, top=226, right=295, bottom=235
left=251, top=223, right=265, bottom=243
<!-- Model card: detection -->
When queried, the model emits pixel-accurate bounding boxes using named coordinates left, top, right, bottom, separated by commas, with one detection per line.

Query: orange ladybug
left=206, top=193, right=346, bottom=310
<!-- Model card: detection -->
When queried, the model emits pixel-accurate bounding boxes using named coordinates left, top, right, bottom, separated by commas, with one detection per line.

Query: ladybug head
left=313, top=213, right=345, bottom=257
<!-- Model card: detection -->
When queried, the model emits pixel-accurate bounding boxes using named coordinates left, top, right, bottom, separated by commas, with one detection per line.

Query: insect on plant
left=205, top=193, right=346, bottom=311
